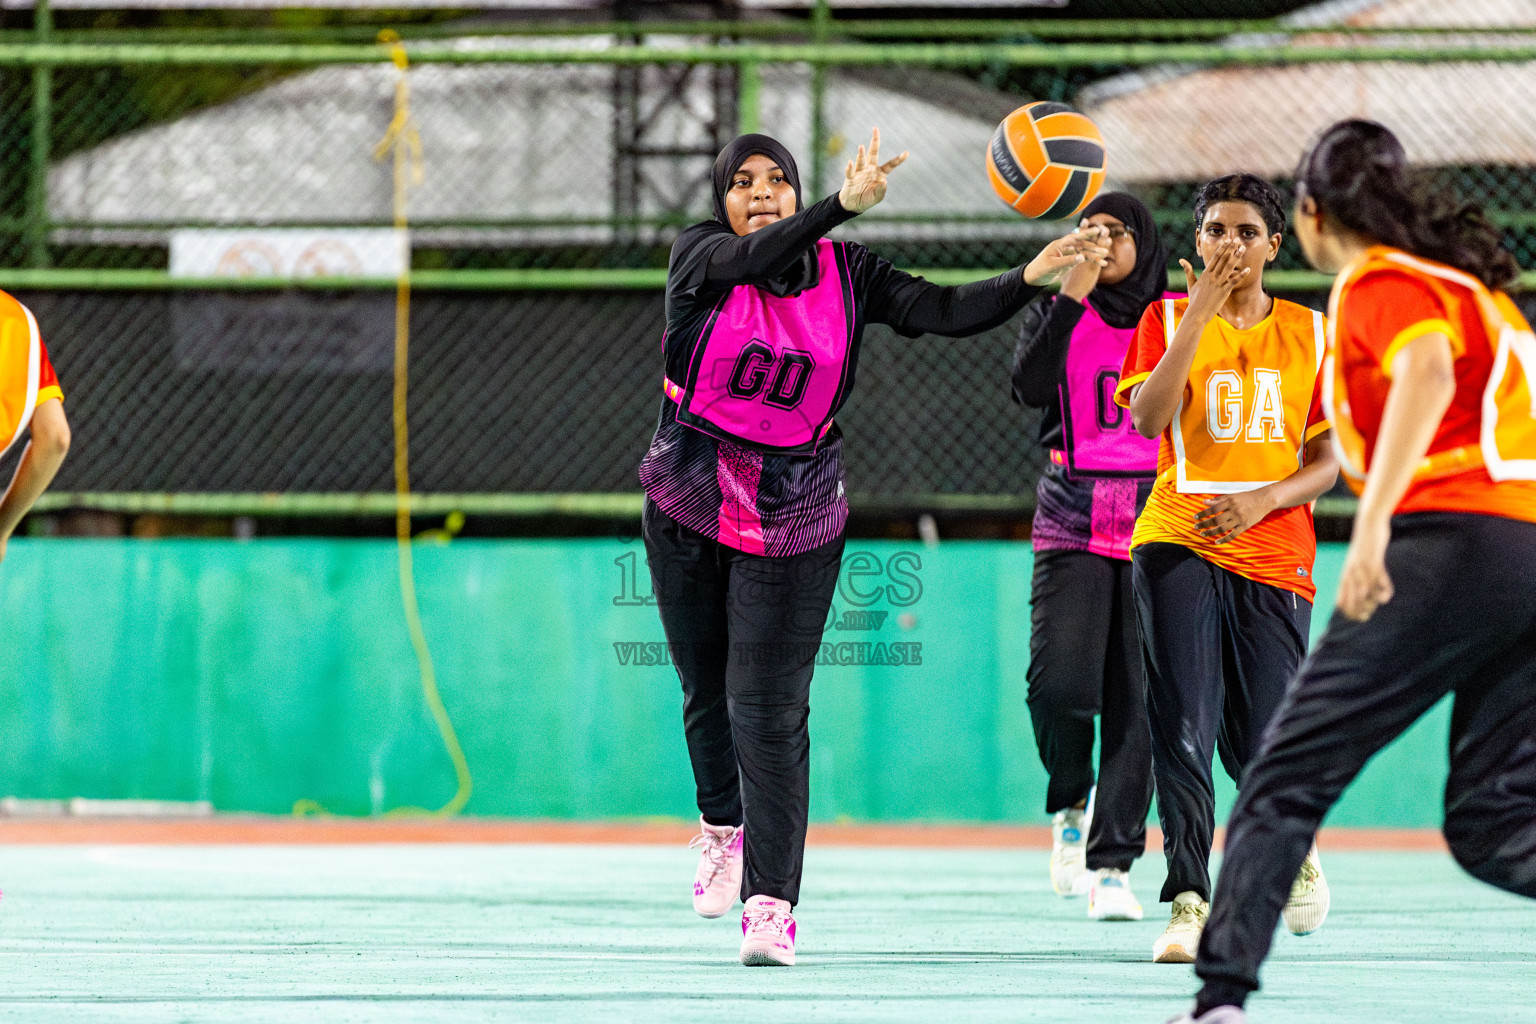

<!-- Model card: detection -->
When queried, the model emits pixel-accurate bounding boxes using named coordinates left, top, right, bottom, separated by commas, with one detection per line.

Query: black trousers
left=1197, top=512, right=1536, bottom=1006
left=642, top=499, right=844, bottom=907
left=1027, top=548, right=1154, bottom=871
left=1132, top=542, right=1312, bottom=903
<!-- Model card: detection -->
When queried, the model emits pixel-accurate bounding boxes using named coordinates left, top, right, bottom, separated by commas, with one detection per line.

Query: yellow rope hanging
left=295, top=30, right=471, bottom=818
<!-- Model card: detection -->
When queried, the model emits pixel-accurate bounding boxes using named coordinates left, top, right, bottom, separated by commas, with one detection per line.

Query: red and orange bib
left=1117, top=297, right=1329, bottom=599
left=0, top=291, right=60, bottom=460
left=1326, top=247, right=1536, bottom=523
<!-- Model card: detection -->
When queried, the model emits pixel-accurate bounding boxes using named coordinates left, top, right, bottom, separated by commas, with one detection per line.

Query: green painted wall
left=0, top=538, right=1450, bottom=825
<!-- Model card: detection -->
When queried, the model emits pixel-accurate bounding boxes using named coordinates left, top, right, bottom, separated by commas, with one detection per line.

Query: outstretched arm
left=701, top=194, right=857, bottom=288
left=1012, top=235, right=1110, bottom=404
left=870, top=227, right=1110, bottom=339
left=0, top=398, right=70, bottom=564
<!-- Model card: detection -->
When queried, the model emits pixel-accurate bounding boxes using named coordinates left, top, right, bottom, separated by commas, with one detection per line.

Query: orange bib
left=1162, top=297, right=1327, bottom=494
left=1326, top=249, right=1536, bottom=491
left=0, top=293, right=42, bottom=461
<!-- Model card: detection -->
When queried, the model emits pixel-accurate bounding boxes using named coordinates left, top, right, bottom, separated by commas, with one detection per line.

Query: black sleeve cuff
left=1044, top=294, right=1088, bottom=335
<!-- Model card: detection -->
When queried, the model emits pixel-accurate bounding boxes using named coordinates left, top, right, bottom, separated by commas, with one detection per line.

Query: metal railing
left=10, top=8, right=1535, bottom=518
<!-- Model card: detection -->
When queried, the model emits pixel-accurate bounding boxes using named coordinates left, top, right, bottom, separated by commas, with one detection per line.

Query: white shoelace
left=1290, top=855, right=1321, bottom=897
left=689, top=828, right=737, bottom=882
left=1170, top=900, right=1208, bottom=929
left=742, top=903, right=788, bottom=938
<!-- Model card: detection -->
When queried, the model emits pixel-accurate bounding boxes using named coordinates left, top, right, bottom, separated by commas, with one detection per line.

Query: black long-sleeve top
left=640, top=193, right=1044, bottom=557
left=1010, top=293, right=1090, bottom=452
left=1010, top=293, right=1154, bottom=558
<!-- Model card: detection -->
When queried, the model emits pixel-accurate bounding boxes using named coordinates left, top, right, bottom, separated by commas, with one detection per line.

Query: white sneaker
left=689, top=817, right=744, bottom=919
left=1153, top=890, right=1208, bottom=963
left=1050, top=806, right=1090, bottom=896
left=1088, top=868, right=1144, bottom=921
left=740, top=894, right=796, bottom=966
left=1165, top=1006, right=1247, bottom=1023
left=1283, top=844, right=1330, bottom=935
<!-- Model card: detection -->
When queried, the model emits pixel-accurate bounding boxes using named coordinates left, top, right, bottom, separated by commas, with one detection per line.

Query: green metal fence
left=9, top=16, right=1536, bottom=274
left=7, top=11, right=1535, bottom=513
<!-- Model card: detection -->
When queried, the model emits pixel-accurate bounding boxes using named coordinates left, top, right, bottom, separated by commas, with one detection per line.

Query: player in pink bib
left=1010, top=192, right=1175, bottom=921
left=640, top=128, right=1107, bottom=966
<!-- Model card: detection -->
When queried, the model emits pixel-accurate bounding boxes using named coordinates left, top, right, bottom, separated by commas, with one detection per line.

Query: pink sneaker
left=689, top=817, right=744, bottom=918
left=739, top=894, right=796, bottom=966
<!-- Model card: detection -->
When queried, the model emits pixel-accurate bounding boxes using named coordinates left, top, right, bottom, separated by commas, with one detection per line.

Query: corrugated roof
left=50, top=45, right=1063, bottom=243
left=1085, top=0, right=1536, bottom=182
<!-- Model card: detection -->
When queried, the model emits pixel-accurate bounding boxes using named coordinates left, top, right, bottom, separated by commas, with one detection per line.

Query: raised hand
left=1024, top=224, right=1111, bottom=287
left=1182, top=238, right=1248, bottom=319
left=1058, top=222, right=1111, bottom=301
left=838, top=127, right=909, bottom=215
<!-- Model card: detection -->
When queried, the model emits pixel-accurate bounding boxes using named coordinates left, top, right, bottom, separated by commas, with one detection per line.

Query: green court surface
left=0, top=843, right=1530, bottom=1023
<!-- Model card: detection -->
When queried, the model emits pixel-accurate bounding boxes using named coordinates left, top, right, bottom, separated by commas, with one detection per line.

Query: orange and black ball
left=987, top=101, right=1107, bottom=220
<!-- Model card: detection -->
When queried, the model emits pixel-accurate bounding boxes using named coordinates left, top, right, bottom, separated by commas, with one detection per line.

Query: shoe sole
left=1153, top=942, right=1196, bottom=964
left=694, top=893, right=738, bottom=919
left=740, top=947, right=794, bottom=967
left=1284, top=914, right=1333, bottom=939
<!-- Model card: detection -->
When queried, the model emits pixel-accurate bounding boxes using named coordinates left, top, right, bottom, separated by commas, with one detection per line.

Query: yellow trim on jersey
left=1303, top=420, right=1332, bottom=444
left=1381, top=318, right=1460, bottom=376
left=1418, top=444, right=1485, bottom=481
left=1114, top=371, right=1150, bottom=407
left=35, top=385, right=61, bottom=406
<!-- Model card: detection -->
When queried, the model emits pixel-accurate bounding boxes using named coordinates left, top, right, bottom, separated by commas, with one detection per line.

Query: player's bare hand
left=0, top=534, right=8, bottom=566
left=1058, top=220, right=1110, bottom=300
left=1195, top=489, right=1276, bottom=544
left=837, top=127, right=908, bottom=215
left=1184, top=238, right=1249, bottom=319
left=1025, top=224, right=1111, bottom=287
left=1337, top=521, right=1394, bottom=621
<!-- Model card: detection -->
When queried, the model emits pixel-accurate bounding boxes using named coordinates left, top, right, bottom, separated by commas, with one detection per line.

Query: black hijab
left=710, top=133, right=817, bottom=297
left=1077, top=192, right=1169, bottom=330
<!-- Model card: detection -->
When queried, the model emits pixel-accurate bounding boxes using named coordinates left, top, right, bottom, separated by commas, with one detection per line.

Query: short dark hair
left=1193, top=173, right=1287, bottom=238
left=1295, top=119, right=1516, bottom=290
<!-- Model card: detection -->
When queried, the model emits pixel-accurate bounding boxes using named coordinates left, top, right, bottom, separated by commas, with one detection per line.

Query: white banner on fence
left=168, top=228, right=406, bottom=280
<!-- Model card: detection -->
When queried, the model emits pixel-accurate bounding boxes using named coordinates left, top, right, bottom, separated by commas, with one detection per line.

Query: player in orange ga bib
left=1168, top=122, right=1536, bottom=1024
left=0, top=290, right=69, bottom=566
left=1113, top=174, right=1341, bottom=965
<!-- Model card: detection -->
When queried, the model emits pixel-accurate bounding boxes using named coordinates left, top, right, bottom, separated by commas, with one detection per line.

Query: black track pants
left=642, top=499, right=844, bottom=907
left=1196, top=512, right=1536, bottom=1006
left=1131, top=542, right=1312, bottom=903
left=1027, top=548, right=1154, bottom=871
